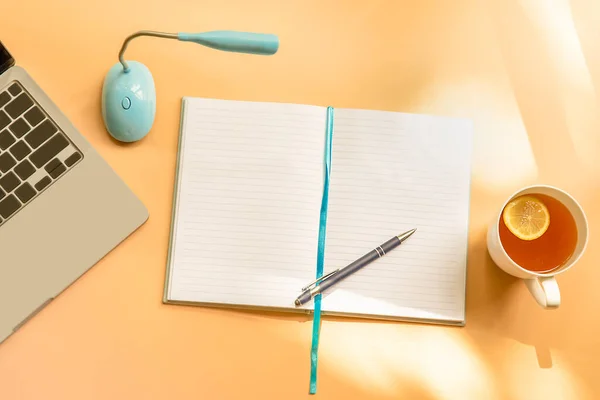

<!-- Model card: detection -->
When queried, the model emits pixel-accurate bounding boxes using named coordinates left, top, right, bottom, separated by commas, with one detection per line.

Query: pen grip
left=317, top=237, right=401, bottom=294
left=317, top=251, right=379, bottom=293
left=381, top=236, right=402, bottom=254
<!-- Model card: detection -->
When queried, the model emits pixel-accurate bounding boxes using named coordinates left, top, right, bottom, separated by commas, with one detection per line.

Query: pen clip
left=301, top=269, right=340, bottom=292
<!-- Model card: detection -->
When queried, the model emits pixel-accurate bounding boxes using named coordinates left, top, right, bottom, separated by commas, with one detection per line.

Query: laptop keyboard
left=0, top=81, right=82, bottom=226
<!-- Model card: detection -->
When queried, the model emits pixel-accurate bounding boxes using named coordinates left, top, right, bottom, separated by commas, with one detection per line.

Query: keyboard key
left=64, top=152, right=82, bottom=167
left=0, top=171, right=20, bottom=192
left=34, top=176, right=51, bottom=191
left=9, top=141, right=31, bottom=161
left=49, top=162, right=66, bottom=179
left=8, top=118, right=30, bottom=138
left=14, top=159, right=35, bottom=180
left=0, top=194, right=20, bottom=219
left=30, top=133, right=68, bottom=168
left=44, top=158, right=61, bottom=173
left=0, top=129, right=15, bottom=150
left=14, top=182, right=35, bottom=203
left=25, top=119, right=56, bottom=148
left=0, top=153, right=16, bottom=173
left=0, top=110, right=9, bottom=131
left=23, top=106, right=44, bottom=127
left=8, top=83, right=22, bottom=96
left=0, top=187, right=5, bottom=201
left=5, top=93, right=33, bottom=119
left=0, top=92, right=10, bottom=108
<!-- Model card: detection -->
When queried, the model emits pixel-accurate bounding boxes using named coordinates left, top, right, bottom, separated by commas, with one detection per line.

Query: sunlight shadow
left=535, top=345, right=553, bottom=368
left=518, top=0, right=600, bottom=175
left=290, top=322, right=500, bottom=399
left=421, top=80, right=538, bottom=192
left=319, top=289, right=460, bottom=323
left=490, top=0, right=580, bottom=184
left=503, top=342, right=588, bottom=399
left=569, top=0, right=600, bottom=113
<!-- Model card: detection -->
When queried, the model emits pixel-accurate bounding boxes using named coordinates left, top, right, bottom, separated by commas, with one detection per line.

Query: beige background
left=2, top=0, right=600, bottom=399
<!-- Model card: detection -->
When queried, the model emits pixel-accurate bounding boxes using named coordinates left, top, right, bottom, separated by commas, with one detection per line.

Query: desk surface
left=2, top=1, right=600, bottom=399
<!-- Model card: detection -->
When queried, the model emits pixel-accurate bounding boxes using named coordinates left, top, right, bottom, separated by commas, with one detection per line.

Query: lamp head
left=101, top=30, right=278, bottom=142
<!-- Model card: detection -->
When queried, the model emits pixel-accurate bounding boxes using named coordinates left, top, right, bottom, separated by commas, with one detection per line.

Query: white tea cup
left=487, top=185, right=588, bottom=309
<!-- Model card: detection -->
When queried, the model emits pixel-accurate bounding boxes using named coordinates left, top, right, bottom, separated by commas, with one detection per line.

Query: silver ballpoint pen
left=295, top=228, right=417, bottom=306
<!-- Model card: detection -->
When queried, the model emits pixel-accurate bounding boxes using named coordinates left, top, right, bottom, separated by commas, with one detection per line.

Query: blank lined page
left=166, top=98, right=326, bottom=310
left=322, top=108, right=472, bottom=323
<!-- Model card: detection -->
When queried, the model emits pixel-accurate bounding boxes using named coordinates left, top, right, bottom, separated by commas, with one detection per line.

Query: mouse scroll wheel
left=121, top=97, right=131, bottom=110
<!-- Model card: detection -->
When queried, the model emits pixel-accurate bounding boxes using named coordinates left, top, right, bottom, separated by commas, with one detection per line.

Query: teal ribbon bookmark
left=309, top=106, right=334, bottom=394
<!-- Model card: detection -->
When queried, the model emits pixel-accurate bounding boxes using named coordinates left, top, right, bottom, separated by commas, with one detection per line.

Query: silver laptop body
left=0, top=43, right=148, bottom=344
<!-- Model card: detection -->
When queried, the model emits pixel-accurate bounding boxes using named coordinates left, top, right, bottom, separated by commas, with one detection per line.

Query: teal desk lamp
left=101, top=30, right=279, bottom=142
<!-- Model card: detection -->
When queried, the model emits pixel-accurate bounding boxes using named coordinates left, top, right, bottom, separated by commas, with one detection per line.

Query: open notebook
left=164, top=97, right=473, bottom=325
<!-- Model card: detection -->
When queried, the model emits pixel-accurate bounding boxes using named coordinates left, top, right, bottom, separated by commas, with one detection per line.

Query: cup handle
left=524, top=276, right=560, bottom=309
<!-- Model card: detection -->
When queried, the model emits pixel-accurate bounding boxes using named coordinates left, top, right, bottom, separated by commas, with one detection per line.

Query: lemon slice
left=502, top=195, right=550, bottom=240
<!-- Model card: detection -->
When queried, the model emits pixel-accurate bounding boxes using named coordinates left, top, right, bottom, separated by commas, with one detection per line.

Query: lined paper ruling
left=321, top=108, right=472, bottom=323
left=166, top=98, right=326, bottom=310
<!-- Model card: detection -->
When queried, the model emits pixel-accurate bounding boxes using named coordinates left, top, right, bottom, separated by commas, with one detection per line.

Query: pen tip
left=397, top=228, right=417, bottom=243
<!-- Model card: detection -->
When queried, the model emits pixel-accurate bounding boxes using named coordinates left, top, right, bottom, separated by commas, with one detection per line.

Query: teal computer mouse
left=102, top=61, right=155, bottom=143
left=101, top=30, right=279, bottom=143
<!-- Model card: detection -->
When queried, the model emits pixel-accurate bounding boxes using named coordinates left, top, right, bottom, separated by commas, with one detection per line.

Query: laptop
left=0, top=41, right=148, bottom=344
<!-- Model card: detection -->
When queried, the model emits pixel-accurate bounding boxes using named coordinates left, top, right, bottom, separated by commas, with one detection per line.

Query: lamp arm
left=118, top=31, right=178, bottom=72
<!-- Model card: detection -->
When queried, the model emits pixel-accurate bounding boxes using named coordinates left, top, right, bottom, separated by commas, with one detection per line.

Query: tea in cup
left=487, top=185, right=588, bottom=308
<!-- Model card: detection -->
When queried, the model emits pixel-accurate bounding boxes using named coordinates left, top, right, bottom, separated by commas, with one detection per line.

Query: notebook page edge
left=321, top=309, right=465, bottom=326
left=457, top=118, right=474, bottom=324
left=164, top=96, right=191, bottom=303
